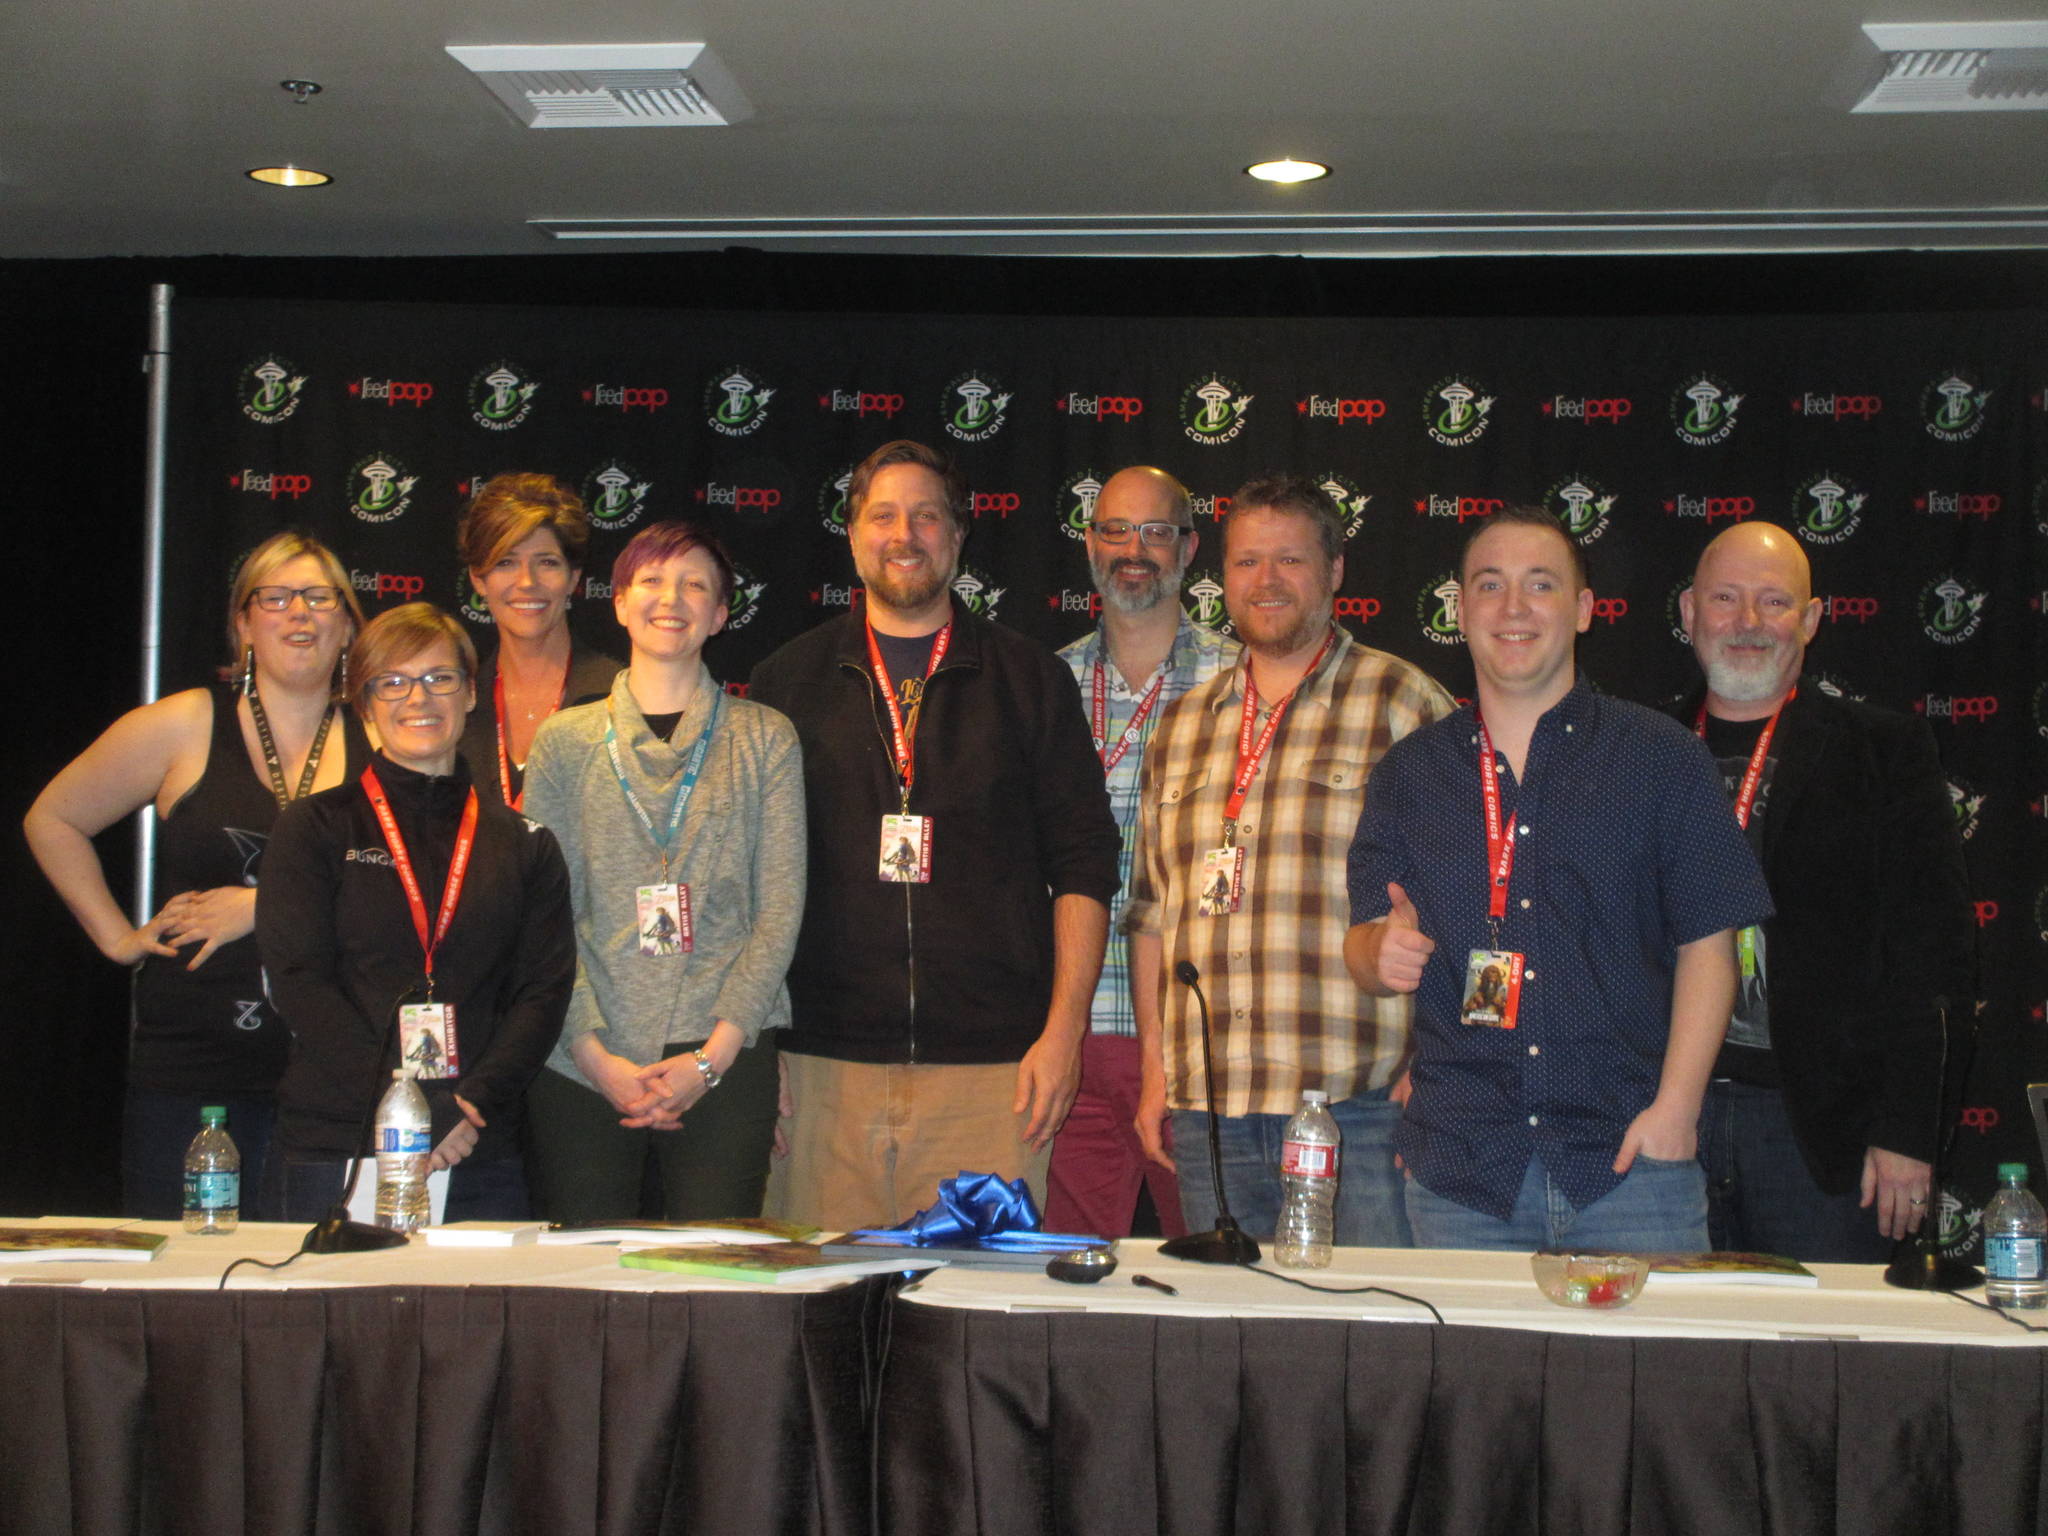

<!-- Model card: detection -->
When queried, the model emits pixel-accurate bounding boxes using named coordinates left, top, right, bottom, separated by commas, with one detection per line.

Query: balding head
left=1086, top=465, right=1196, bottom=615
left=1680, top=521, right=1821, bottom=718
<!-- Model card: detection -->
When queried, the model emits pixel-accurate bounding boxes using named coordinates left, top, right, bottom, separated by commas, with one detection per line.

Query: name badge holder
left=1695, top=690, right=1791, bottom=986
left=605, top=691, right=722, bottom=956
left=1463, top=718, right=1524, bottom=1030
left=361, top=765, right=479, bottom=1078
left=867, top=620, right=952, bottom=885
left=1201, top=632, right=1333, bottom=917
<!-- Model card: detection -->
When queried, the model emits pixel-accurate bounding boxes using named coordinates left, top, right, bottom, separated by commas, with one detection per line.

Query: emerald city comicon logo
left=348, top=453, right=418, bottom=524
left=1810, top=671, right=1867, bottom=703
left=1417, top=571, right=1465, bottom=645
left=582, top=462, right=652, bottom=530
left=1184, top=569, right=1230, bottom=634
left=1315, top=472, right=1373, bottom=540
left=1665, top=577, right=1693, bottom=646
left=817, top=464, right=854, bottom=536
left=1181, top=374, right=1254, bottom=446
left=2035, top=681, right=2048, bottom=740
left=1546, top=474, right=1616, bottom=545
left=1059, top=469, right=1107, bottom=540
left=1946, top=776, right=1987, bottom=843
left=1921, top=371, right=1991, bottom=443
left=705, top=366, right=775, bottom=437
left=950, top=565, right=1006, bottom=619
left=240, top=356, right=306, bottom=424
left=1792, top=470, right=1867, bottom=546
left=943, top=372, right=1011, bottom=443
left=1671, top=375, right=1742, bottom=446
left=724, top=564, right=766, bottom=630
left=459, top=579, right=493, bottom=627
left=1919, top=574, right=1988, bottom=645
left=1424, top=376, right=1493, bottom=447
left=469, top=362, right=540, bottom=431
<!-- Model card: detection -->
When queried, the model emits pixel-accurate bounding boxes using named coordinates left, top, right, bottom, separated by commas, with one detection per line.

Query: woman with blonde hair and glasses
left=456, top=472, right=619, bottom=811
left=25, top=529, right=369, bottom=1214
left=256, top=603, right=573, bottom=1221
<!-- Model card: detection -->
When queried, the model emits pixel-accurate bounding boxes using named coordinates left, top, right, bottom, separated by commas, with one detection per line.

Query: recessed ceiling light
left=1246, top=158, right=1330, bottom=184
left=246, top=165, right=333, bottom=188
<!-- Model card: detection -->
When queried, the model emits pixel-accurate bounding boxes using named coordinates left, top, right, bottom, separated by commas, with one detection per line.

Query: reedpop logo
left=584, top=383, right=669, bottom=413
left=1057, top=391, right=1144, bottom=421
left=1296, top=393, right=1386, bottom=424
left=1792, top=390, right=1882, bottom=421
left=349, top=568, right=425, bottom=602
left=348, top=376, right=433, bottom=407
left=1541, top=393, right=1632, bottom=424
left=1414, top=492, right=1503, bottom=523
left=230, top=468, right=312, bottom=501
left=820, top=388, right=906, bottom=419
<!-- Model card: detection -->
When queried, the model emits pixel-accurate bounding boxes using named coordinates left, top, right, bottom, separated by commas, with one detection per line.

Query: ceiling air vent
left=445, top=43, right=752, bottom=128
left=1856, top=21, right=2048, bottom=112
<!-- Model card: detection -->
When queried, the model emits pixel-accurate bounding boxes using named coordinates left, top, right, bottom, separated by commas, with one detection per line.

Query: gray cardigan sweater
left=522, top=667, right=805, bottom=1089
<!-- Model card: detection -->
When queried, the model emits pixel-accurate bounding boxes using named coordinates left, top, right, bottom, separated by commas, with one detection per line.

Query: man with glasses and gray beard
left=1673, top=521, right=1973, bottom=1262
left=1049, top=467, right=1236, bottom=1238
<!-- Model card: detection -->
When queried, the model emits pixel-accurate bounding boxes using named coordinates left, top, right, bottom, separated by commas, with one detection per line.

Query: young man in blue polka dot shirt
left=1345, top=506, right=1772, bottom=1252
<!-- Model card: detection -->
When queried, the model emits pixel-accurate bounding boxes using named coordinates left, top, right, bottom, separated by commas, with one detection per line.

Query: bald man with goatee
left=1677, top=521, right=1974, bottom=1263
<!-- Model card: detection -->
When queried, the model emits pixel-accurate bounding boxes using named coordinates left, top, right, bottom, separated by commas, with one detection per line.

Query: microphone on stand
left=1885, top=998, right=1981, bottom=1292
left=1159, top=960, right=1261, bottom=1265
left=302, top=1000, right=413, bottom=1253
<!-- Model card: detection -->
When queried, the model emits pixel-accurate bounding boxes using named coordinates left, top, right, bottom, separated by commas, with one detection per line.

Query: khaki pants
left=765, top=1054, right=1050, bottom=1233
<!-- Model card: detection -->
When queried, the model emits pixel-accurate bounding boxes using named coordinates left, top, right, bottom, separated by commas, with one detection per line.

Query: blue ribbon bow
left=853, top=1171, right=1097, bottom=1251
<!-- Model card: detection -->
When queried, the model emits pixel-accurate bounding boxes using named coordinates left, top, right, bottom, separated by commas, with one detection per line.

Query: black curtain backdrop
left=6, top=251, right=2045, bottom=1262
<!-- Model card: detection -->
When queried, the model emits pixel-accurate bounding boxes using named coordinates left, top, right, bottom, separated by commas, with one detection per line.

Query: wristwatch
left=693, top=1050, right=722, bottom=1089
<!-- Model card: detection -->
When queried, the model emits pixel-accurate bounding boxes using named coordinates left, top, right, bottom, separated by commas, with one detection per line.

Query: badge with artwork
left=400, top=1003, right=460, bottom=1077
left=878, top=814, right=931, bottom=883
left=637, top=883, right=693, bottom=955
left=1459, top=949, right=1523, bottom=1029
left=1196, top=846, right=1244, bottom=916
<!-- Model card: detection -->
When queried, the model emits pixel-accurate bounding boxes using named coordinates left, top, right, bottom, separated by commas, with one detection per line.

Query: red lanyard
left=493, top=666, right=565, bottom=812
left=360, top=765, right=480, bottom=994
left=865, top=620, right=953, bottom=793
left=1476, top=717, right=1518, bottom=927
left=1092, top=654, right=1168, bottom=774
left=1223, top=629, right=1335, bottom=826
left=1694, top=687, right=1793, bottom=831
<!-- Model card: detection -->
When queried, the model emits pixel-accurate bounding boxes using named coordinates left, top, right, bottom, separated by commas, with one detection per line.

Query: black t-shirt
left=872, top=628, right=941, bottom=711
left=1701, top=711, right=1779, bottom=1085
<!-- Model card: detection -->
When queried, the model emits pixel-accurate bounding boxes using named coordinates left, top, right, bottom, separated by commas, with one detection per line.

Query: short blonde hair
left=226, top=529, right=363, bottom=663
left=457, top=472, right=590, bottom=573
left=347, top=603, right=479, bottom=701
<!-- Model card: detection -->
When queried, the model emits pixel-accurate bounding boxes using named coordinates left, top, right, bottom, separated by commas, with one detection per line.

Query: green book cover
left=618, top=1241, right=933, bottom=1283
left=0, top=1227, right=167, bottom=1262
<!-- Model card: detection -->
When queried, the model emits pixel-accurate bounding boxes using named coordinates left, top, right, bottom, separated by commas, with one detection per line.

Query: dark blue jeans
left=1170, top=1085, right=1411, bottom=1247
left=1406, top=1152, right=1709, bottom=1252
left=1699, top=1079, right=1894, bottom=1263
left=122, top=1089, right=275, bottom=1220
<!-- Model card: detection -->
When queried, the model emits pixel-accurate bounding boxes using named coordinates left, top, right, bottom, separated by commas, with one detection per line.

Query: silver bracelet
left=693, top=1050, right=722, bottom=1089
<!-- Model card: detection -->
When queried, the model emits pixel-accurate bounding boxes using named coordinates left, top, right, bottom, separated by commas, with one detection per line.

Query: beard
left=1090, top=551, right=1183, bottom=616
left=859, top=546, right=954, bottom=616
left=1699, top=629, right=1797, bottom=703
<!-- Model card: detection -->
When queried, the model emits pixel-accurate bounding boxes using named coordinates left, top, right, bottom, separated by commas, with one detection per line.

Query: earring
left=240, top=646, right=256, bottom=697
left=331, top=644, right=350, bottom=702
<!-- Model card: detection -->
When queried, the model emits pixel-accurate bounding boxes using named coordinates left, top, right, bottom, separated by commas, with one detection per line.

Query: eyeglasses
left=365, top=669, right=467, bottom=702
left=249, top=584, right=344, bottom=612
left=1090, top=520, right=1189, bottom=548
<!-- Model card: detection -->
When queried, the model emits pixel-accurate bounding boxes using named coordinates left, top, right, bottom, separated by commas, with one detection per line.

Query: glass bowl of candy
left=1530, top=1252, right=1649, bottom=1310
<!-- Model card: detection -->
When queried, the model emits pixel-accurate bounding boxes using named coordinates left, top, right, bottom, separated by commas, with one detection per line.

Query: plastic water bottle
left=1276, top=1089, right=1341, bottom=1269
left=1983, top=1162, right=2048, bottom=1310
left=181, top=1105, right=240, bottom=1234
left=373, top=1070, right=432, bottom=1233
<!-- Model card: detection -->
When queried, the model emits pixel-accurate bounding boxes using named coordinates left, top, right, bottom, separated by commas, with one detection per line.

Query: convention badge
left=399, top=1003, right=460, bottom=1078
left=1737, top=924, right=1759, bottom=979
left=1196, top=846, right=1244, bottom=916
left=1459, top=949, right=1523, bottom=1029
left=637, top=883, right=693, bottom=955
left=878, top=815, right=931, bottom=883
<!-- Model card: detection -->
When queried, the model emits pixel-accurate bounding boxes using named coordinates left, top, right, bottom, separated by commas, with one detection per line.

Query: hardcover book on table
left=618, top=1241, right=940, bottom=1283
left=0, top=1228, right=167, bottom=1263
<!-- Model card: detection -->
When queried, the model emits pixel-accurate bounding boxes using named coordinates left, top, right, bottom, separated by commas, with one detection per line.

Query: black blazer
left=1675, top=682, right=1975, bottom=1191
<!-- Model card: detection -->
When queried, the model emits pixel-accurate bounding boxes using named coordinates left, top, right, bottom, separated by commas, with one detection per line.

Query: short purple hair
left=611, top=521, right=737, bottom=608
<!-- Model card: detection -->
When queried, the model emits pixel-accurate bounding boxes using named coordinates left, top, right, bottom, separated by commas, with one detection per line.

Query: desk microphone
left=302, top=999, right=412, bottom=1254
left=1158, top=960, right=1260, bottom=1265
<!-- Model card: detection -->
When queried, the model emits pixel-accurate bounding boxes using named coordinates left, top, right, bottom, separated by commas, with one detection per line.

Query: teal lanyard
left=603, top=689, right=722, bottom=879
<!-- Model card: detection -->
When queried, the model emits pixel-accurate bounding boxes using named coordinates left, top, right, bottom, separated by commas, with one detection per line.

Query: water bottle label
left=1986, top=1236, right=2043, bottom=1281
left=1282, top=1139, right=1337, bottom=1178
left=183, top=1171, right=239, bottom=1211
left=378, top=1127, right=431, bottom=1155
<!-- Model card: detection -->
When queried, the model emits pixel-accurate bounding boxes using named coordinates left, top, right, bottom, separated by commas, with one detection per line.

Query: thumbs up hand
left=1374, top=881, right=1434, bottom=994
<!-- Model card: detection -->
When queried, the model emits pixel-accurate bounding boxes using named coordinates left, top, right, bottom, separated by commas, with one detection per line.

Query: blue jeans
left=254, top=1152, right=531, bottom=1224
left=1406, top=1153, right=1708, bottom=1252
left=122, top=1089, right=275, bottom=1220
left=1699, top=1080, right=1893, bottom=1263
left=1171, top=1085, right=1411, bottom=1248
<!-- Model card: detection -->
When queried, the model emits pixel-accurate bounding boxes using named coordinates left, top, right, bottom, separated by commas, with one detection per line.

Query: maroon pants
left=1044, top=1034, right=1188, bottom=1239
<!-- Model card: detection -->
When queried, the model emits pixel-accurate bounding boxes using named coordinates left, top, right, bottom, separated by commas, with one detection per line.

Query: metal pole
left=135, top=284, right=173, bottom=925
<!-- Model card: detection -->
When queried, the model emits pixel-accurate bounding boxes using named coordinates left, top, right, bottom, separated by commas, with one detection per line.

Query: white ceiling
left=6, top=0, right=2048, bottom=259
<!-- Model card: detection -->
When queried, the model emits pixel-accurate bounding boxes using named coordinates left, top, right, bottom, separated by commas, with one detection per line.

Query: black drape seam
left=1740, top=1339, right=1772, bottom=1536
left=1534, top=1331, right=1550, bottom=1536
left=963, top=1310, right=986, bottom=1536
left=408, top=1289, right=429, bottom=1536
left=1150, top=1314, right=1171, bottom=1536
left=1940, top=1345, right=1959, bottom=1536
left=1621, top=1331, right=1639, bottom=1536
left=1043, top=1313, right=1060, bottom=1536
left=1396, top=1322, right=1436, bottom=1536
